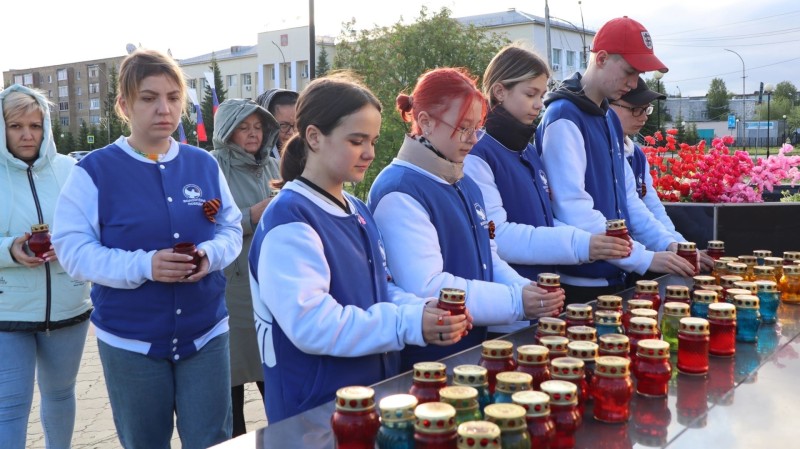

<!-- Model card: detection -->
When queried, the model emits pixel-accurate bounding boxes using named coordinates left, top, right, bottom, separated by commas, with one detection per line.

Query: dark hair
left=267, top=92, right=298, bottom=115
left=396, top=67, right=486, bottom=136
left=276, top=72, right=381, bottom=186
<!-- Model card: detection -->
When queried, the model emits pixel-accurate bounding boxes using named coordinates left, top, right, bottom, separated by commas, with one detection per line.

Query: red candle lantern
left=591, top=356, right=633, bottom=423
left=410, top=362, right=448, bottom=404
left=598, top=333, right=630, bottom=359
left=632, top=339, right=672, bottom=397
left=632, top=280, right=662, bottom=311
left=707, top=303, right=736, bottom=357
left=540, top=336, right=569, bottom=361
left=332, top=386, right=381, bottom=449
left=414, top=402, right=458, bottom=449
left=540, top=380, right=582, bottom=449
left=512, top=390, right=555, bottom=449
left=677, top=317, right=710, bottom=375
left=677, top=242, right=700, bottom=276
left=478, top=341, right=516, bottom=395
left=516, top=345, right=550, bottom=390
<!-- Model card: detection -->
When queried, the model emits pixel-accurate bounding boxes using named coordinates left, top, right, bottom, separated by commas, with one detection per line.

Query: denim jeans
left=0, top=319, right=90, bottom=449
left=97, top=332, right=232, bottom=449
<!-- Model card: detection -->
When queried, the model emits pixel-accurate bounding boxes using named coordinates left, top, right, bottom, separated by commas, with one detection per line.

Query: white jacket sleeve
left=623, top=161, right=678, bottom=251
left=52, top=167, right=156, bottom=289
left=254, top=221, right=426, bottom=356
left=0, top=236, right=18, bottom=268
left=372, top=191, right=525, bottom=327
left=540, top=118, right=653, bottom=275
left=641, top=159, right=684, bottom=241
left=197, top=166, right=243, bottom=273
left=464, top=154, right=592, bottom=265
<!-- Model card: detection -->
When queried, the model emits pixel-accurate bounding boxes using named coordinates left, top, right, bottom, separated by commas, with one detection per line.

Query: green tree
left=756, top=97, right=792, bottom=121
left=316, top=45, right=331, bottom=78
left=333, top=6, right=508, bottom=199
left=685, top=123, right=699, bottom=145
left=61, top=132, right=77, bottom=153
left=100, top=64, right=127, bottom=147
left=706, top=78, right=731, bottom=121
left=200, top=56, right=227, bottom=150
left=773, top=81, right=798, bottom=105
left=51, top=120, right=69, bottom=155
left=642, top=76, right=670, bottom=137
left=78, top=121, right=90, bottom=151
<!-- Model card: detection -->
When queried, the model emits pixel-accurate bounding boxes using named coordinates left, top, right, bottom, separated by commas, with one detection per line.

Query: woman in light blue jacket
left=0, top=84, right=92, bottom=449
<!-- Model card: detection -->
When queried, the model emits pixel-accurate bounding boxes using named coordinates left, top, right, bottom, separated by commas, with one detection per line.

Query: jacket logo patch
left=539, top=169, right=551, bottom=193
left=474, top=203, right=489, bottom=229
left=182, top=184, right=206, bottom=206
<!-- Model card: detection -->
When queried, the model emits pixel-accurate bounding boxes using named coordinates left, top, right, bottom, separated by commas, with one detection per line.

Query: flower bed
left=642, top=130, right=800, bottom=203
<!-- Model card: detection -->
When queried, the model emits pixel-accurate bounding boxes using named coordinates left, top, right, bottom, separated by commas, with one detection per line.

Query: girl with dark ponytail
left=248, top=73, right=470, bottom=424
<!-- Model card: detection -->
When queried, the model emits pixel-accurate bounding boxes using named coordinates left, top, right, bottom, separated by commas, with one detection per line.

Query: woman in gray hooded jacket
left=212, top=98, right=280, bottom=436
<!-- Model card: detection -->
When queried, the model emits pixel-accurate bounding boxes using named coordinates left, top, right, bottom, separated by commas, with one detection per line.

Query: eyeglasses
left=610, top=103, right=654, bottom=117
left=278, top=122, right=296, bottom=133
left=430, top=116, right=484, bottom=143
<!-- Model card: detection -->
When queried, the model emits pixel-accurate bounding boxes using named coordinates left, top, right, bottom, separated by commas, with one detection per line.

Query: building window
left=59, top=102, right=69, bottom=111
left=89, top=83, right=100, bottom=94
left=59, top=86, right=69, bottom=97
left=76, top=71, right=81, bottom=80
left=270, top=68, right=275, bottom=80
left=76, top=86, right=83, bottom=96
left=227, top=75, right=237, bottom=87
left=567, top=51, right=576, bottom=69
left=88, top=65, right=99, bottom=78
left=242, top=73, right=252, bottom=86
left=14, top=75, right=23, bottom=85
left=188, top=79, right=197, bottom=89
left=78, top=102, right=83, bottom=111
left=23, top=73, right=34, bottom=85
left=580, top=51, right=587, bottom=69
left=90, top=99, right=100, bottom=110
left=48, top=90, right=52, bottom=98
left=90, top=115, right=101, bottom=124
left=552, top=49, right=562, bottom=66
left=60, top=117, right=69, bottom=126
left=48, top=75, right=53, bottom=83
left=57, top=69, right=67, bottom=81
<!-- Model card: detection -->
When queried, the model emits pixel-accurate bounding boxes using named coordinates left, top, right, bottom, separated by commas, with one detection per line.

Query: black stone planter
left=664, top=202, right=800, bottom=255
left=760, top=185, right=800, bottom=202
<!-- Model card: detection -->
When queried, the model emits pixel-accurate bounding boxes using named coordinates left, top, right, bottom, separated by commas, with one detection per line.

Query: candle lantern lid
left=566, top=304, right=592, bottom=319
left=481, top=340, right=513, bottom=359
left=665, top=285, right=690, bottom=299
left=693, top=290, right=718, bottom=304
left=517, top=345, right=549, bottom=365
left=594, top=356, right=631, bottom=378
left=537, top=273, right=561, bottom=286
left=550, top=356, right=584, bottom=379
left=598, top=333, right=630, bottom=353
left=414, top=402, right=456, bottom=434
left=678, top=242, right=697, bottom=251
left=679, top=317, right=710, bottom=335
left=413, top=362, right=447, bottom=383
left=453, top=365, right=488, bottom=387
left=708, top=302, right=736, bottom=320
left=629, top=316, right=658, bottom=334
left=335, top=386, right=376, bottom=412
left=512, top=390, right=551, bottom=417
left=567, top=341, right=599, bottom=361
left=636, top=339, right=670, bottom=359
left=456, top=421, right=501, bottom=448
left=540, top=380, right=578, bottom=405
left=439, top=288, right=466, bottom=306
left=635, top=280, right=660, bottom=293
left=483, top=403, right=527, bottom=432
left=379, top=394, right=418, bottom=423
left=537, top=317, right=566, bottom=335
left=664, top=302, right=690, bottom=316
left=567, top=325, right=597, bottom=342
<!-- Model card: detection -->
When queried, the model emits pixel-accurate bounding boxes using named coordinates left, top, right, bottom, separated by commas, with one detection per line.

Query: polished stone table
left=212, top=275, right=800, bottom=448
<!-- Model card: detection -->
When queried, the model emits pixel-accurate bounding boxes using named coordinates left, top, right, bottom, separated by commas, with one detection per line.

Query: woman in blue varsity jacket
left=52, top=49, right=243, bottom=449
left=248, top=73, right=469, bottom=424
left=368, top=67, right=564, bottom=368
left=464, top=45, right=631, bottom=306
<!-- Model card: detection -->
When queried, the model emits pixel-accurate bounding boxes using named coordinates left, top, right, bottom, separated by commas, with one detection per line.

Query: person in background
left=212, top=98, right=279, bottom=437
left=256, top=88, right=299, bottom=162
left=465, top=44, right=631, bottom=308
left=249, top=73, right=469, bottom=424
left=609, top=77, right=713, bottom=272
left=536, top=17, right=696, bottom=303
left=0, top=85, right=92, bottom=449
left=53, top=49, right=243, bottom=449
left=368, top=67, right=563, bottom=364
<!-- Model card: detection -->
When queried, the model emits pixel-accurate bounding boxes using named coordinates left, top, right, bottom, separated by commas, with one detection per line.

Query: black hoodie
left=543, top=72, right=609, bottom=117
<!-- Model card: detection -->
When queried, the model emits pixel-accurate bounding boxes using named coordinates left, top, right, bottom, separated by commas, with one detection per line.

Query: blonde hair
left=483, top=44, right=550, bottom=108
left=115, top=49, right=187, bottom=123
left=3, top=88, right=49, bottom=122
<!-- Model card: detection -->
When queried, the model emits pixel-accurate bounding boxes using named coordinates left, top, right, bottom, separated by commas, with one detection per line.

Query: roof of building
left=177, top=45, right=257, bottom=66
left=456, top=8, right=596, bottom=36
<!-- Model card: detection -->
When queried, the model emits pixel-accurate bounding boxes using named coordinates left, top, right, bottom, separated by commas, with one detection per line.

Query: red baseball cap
left=591, top=16, right=668, bottom=73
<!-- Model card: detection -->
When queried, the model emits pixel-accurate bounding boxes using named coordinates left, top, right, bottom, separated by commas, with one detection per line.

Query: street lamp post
left=654, top=72, right=664, bottom=133
left=271, top=41, right=288, bottom=90
left=725, top=49, right=747, bottom=151
left=765, top=83, right=774, bottom=157
left=783, top=114, right=788, bottom=144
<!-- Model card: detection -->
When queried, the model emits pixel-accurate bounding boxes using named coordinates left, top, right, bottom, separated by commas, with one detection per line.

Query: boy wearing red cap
left=536, top=17, right=695, bottom=302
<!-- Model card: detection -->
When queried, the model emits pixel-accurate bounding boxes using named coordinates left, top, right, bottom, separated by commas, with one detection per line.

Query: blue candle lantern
left=690, top=290, right=718, bottom=319
left=754, top=280, right=780, bottom=324
left=594, top=310, right=624, bottom=337
left=734, top=295, right=761, bottom=343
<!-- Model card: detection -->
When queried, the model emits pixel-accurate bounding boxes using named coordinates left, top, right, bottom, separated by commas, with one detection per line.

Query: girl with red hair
left=368, top=67, right=564, bottom=370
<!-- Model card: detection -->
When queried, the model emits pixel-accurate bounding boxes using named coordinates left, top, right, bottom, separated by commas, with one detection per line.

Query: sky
left=3, top=0, right=798, bottom=97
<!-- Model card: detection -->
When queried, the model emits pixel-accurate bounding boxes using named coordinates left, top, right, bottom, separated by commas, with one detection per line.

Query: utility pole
left=725, top=49, right=746, bottom=150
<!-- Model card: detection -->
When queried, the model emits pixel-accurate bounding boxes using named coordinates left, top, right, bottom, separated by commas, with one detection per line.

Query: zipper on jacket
left=27, top=167, right=52, bottom=333
left=453, top=182, right=486, bottom=280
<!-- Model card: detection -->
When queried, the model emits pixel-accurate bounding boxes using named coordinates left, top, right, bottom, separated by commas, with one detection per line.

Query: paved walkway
left=25, top=325, right=267, bottom=449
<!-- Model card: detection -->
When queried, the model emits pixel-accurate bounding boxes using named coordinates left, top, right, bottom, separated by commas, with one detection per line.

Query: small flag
left=178, top=122, right=188, bottom=144
left=205, top=72, right=219, bottom=116
left=186, top=89, right=207, bottom=142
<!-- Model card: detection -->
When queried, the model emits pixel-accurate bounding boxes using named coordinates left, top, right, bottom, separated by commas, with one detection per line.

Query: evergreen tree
left=51, top=120, right=69, bottom=155
left=200, top=55, right=227, bottom=150
left=62, top=132, right=77, bottom=153
left=334, top=6, right=508, bottom=199
left=78, top=121, right=90, bottom=151
left=316, top=45, right=331, bottom=77
left=706, top=78, right=731, bottom=121
left=642, top=77, right=670, bottom=137
left=101, top=64, right=127, bottom=147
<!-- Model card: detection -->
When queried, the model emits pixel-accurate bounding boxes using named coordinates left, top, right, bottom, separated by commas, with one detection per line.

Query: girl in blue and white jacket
left=465, top=46, right=631, bottom=306
left=368, top=68, right=564, bottom=365
left=249, top=73, right=469, bottom=424
left=53, top=49, right=242, bottom=449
